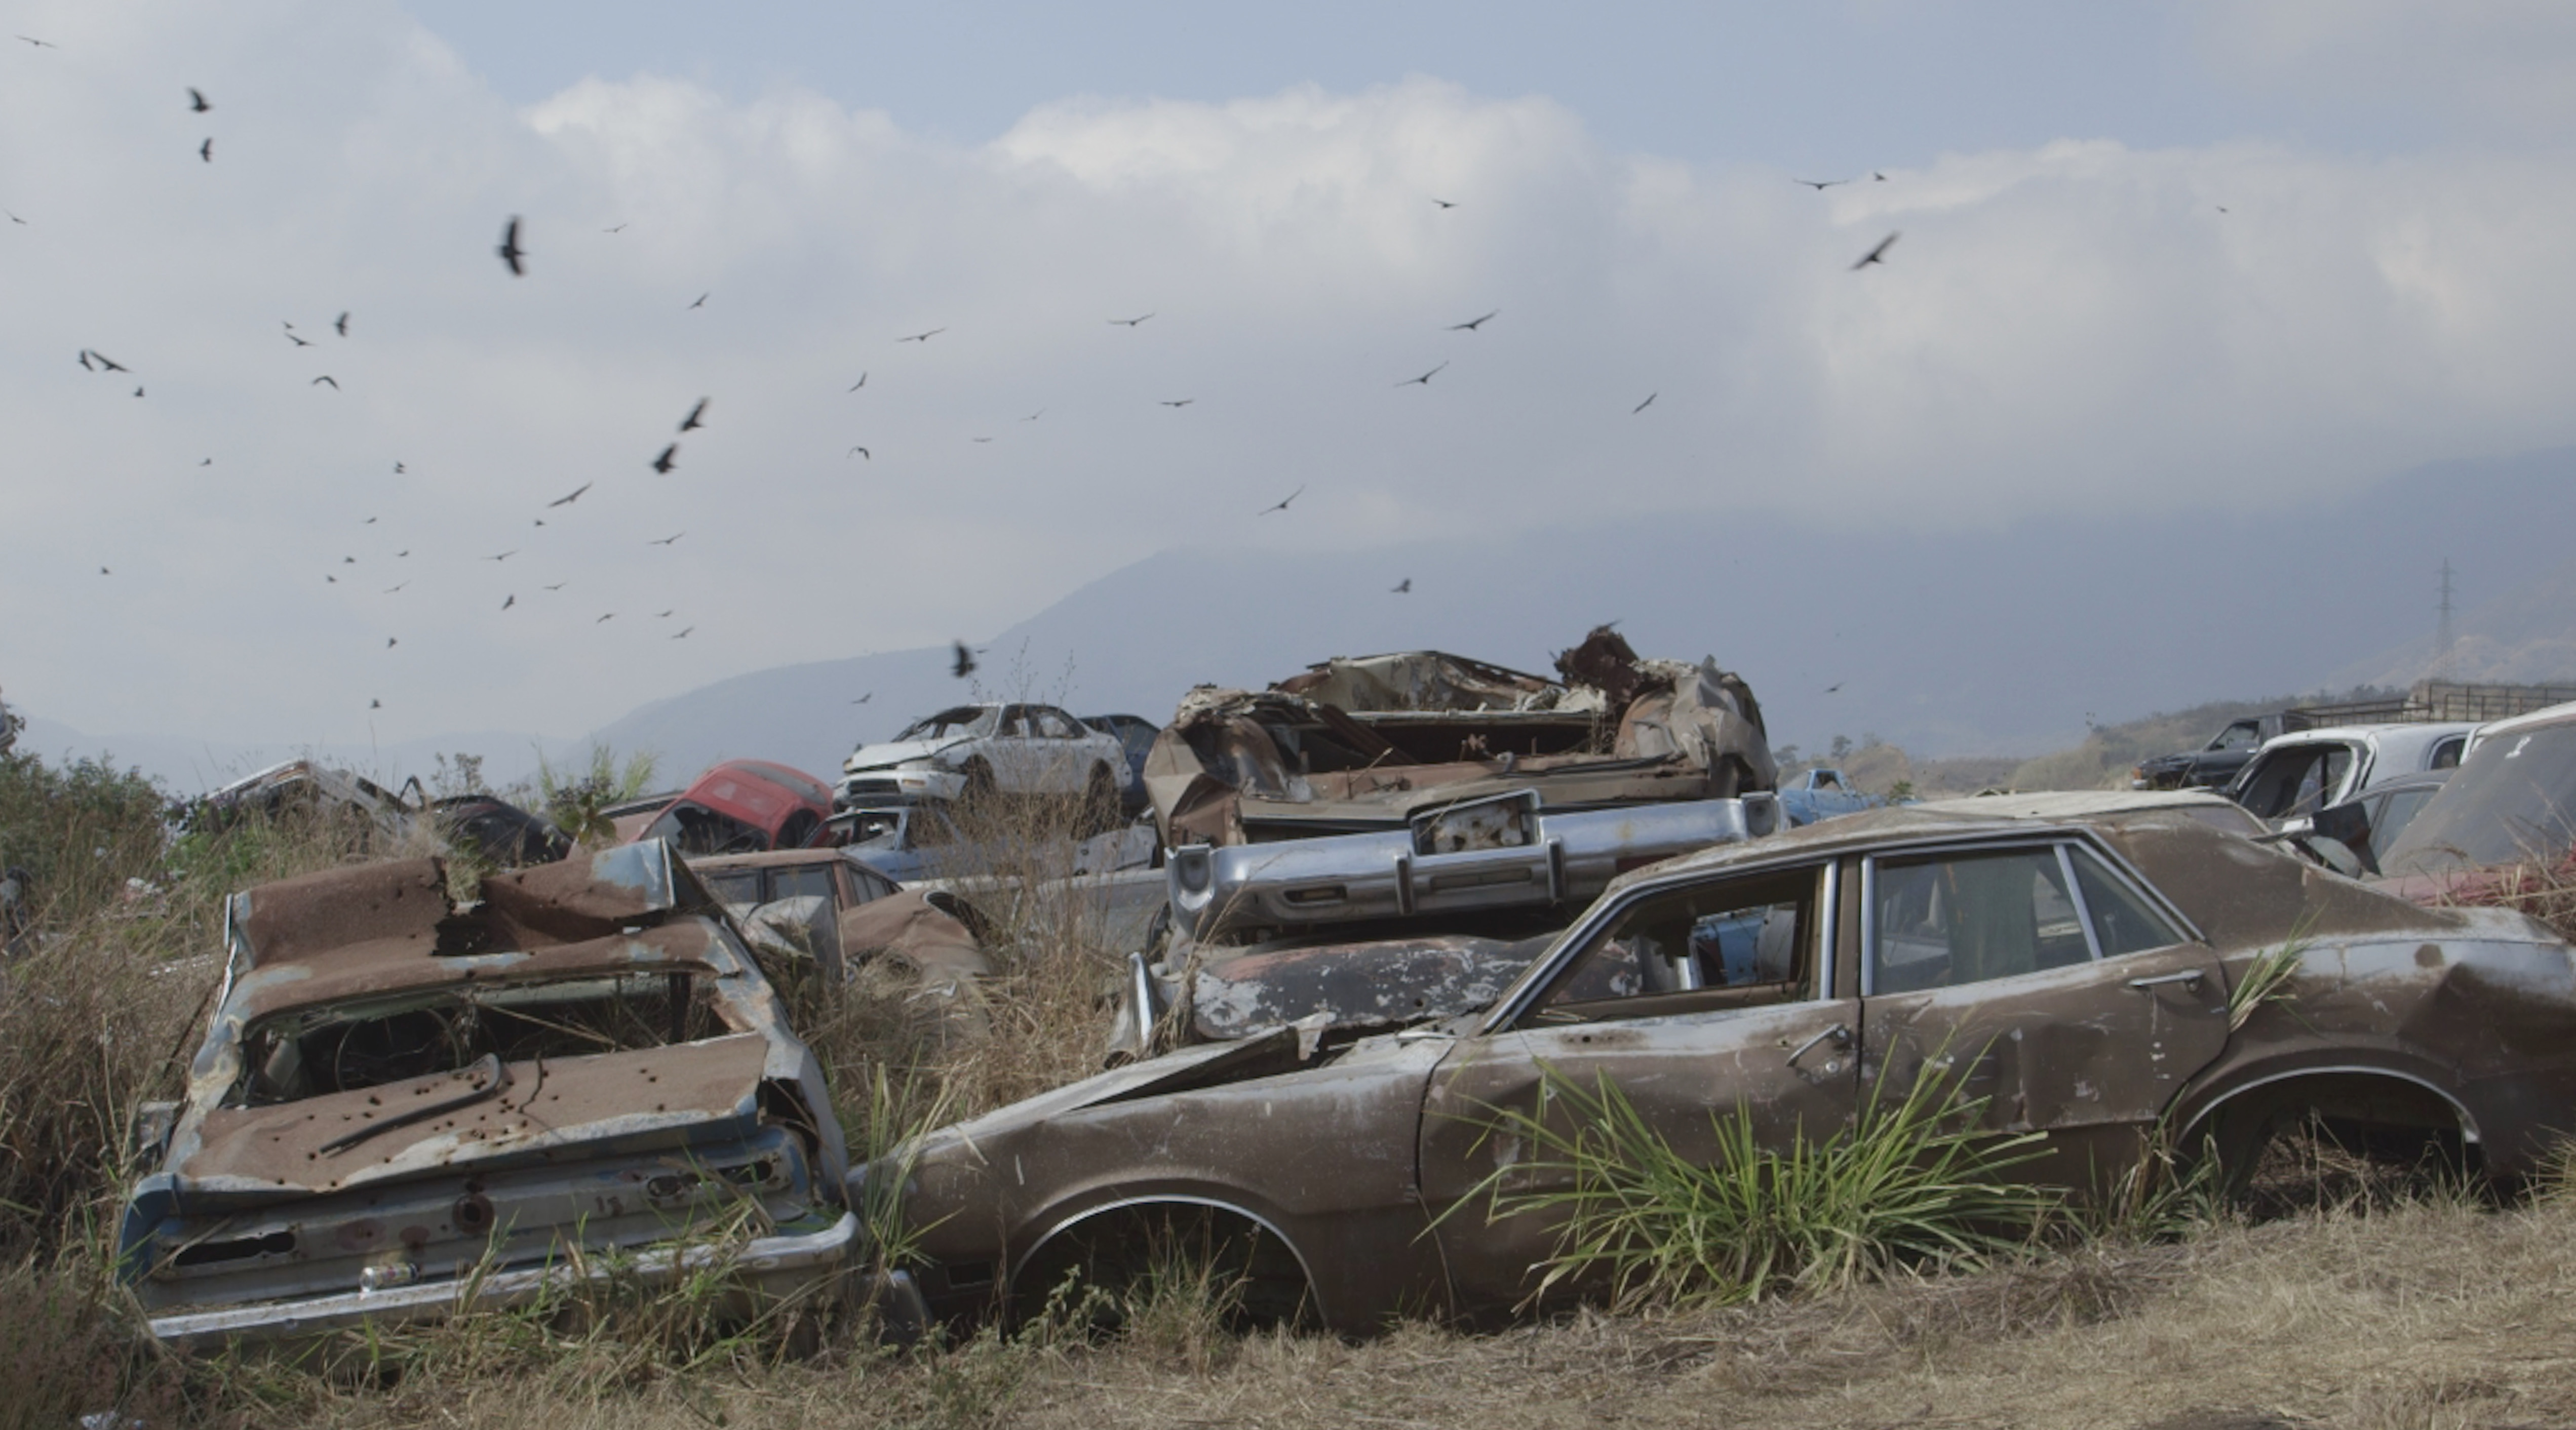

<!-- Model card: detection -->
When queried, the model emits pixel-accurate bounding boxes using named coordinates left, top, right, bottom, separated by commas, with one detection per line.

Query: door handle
left=1786, top=1023, right=1850, bottom=1066
left=2126, top=970, right=2204, bottom=991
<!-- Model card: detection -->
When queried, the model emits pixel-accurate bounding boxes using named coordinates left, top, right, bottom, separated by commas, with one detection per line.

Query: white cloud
left=5, top=2, right=2576, bottom=748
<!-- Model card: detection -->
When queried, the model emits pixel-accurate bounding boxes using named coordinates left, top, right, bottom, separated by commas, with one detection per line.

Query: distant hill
left=2328, top=551, right=2576, bottom=691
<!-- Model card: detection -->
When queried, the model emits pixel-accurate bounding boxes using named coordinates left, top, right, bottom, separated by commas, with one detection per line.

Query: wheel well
left=2185, top=1069, right=2479, bottom=1183
left=1010, top=1199, right=1316, bottom=1329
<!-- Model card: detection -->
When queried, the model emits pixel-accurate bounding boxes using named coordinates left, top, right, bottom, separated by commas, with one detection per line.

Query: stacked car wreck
left=118, top=842, right=854, bottom=1349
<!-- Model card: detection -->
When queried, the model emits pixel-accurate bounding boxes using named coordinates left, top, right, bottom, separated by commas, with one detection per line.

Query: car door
left=1029, top=707, right=1087, bottom=794
left=1417, top=860, right=1859, bottom=1316
left=1857, top=838, right=2229, bottom=1191
left=988, top=705, right=1038, bottom=793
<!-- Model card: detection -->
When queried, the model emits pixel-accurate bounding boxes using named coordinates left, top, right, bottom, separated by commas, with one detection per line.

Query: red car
left=631, top=760, right=835, bottom=855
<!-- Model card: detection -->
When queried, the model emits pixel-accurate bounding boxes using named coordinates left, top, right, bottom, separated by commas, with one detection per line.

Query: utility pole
left=2434, top=558, right=2456, bottom=680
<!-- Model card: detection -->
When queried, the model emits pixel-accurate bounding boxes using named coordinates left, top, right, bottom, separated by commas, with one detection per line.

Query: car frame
left=634, top=759, right=836, bottom=854
left=2229, top=722, right=2472, bottom=826
left=841, top=703, right=1129, bottom=815
left=867, top=790, right=2576, bottom=1336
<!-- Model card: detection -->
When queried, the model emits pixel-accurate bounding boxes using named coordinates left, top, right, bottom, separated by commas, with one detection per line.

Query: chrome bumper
left=146, top=1211, right=859, bottom=1351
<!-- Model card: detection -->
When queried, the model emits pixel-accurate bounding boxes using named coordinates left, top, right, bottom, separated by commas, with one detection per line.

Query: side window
left=1530, top=866, right=1822, bottom=1024
left=768, top=864, right=835, bottom=907
left=2065, top=846, right=2185, bottom=957
left=1035, top=708, right=1080, bottom=739
left=2372, top=786, right=2439, bottom=856
left=998, top=706, right=1032, bottom=738
left=2430, top=737, right=2464, bottom=771
left=1869, top=846, right=2091, bottom=994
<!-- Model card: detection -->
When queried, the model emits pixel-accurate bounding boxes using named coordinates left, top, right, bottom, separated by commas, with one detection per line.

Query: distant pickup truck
left=1774, top=767, right=1883, bottom=826
left=2131, top=718, right=2278, bottom=792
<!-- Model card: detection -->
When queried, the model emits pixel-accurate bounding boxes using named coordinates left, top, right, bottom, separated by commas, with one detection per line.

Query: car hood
left=163, top=1034, right=772, bottom=1202
left=923, top=1028, right=1315, bottom=1154
left=845, top=738, right=969, bottom=773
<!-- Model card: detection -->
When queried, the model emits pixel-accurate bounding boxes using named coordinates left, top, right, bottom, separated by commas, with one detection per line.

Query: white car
left=2229, top=721, right=2473, bottom=826
left=840, top=703, right=1130, bottom=812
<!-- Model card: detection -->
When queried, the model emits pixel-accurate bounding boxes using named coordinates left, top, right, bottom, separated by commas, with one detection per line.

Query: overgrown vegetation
left=534, top=743, right=662, bottom=845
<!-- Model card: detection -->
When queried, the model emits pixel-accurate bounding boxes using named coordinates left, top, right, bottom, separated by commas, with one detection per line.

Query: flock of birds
left=18, top=35, right=1910, bottom=712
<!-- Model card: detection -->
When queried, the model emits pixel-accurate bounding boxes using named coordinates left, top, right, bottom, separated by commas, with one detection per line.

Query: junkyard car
left=2377, top=701, right=2576, bottom=895
left=841, top=704, right=1128, bottom=816
left=1775, top=767, right=1885, bottom=825
left=634, top=759, right=836, bottom=854
left=2230, top=722, right=2471, bottom=826
left=1145, top=629, right=1774, bottom=849
left=118, top=842, right=855, bottom=1349
left=1084, top=712, right=1160, bottom=815
left=692, top=845, right=995, bottom=998
left=870, top=791, right=2576, bottom=1335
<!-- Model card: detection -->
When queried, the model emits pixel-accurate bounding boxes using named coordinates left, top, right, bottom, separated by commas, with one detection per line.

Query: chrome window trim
left=2054, top=844, right=2109, bottom=964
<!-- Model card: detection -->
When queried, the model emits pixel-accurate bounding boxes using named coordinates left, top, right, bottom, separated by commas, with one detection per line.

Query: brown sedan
left=862, top=791, right=2576, bottom=1334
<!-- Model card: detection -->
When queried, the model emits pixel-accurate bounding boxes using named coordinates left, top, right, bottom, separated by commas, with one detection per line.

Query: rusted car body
left=870, top=791, right=2576, bottom=1336
left=1143, top=630, right=1774, bottom=849
left=118, top=842, right=854, bottom=1349
left=692, top=846, right=995, bottom=1018
left=632, top=760, right=835, bottom=855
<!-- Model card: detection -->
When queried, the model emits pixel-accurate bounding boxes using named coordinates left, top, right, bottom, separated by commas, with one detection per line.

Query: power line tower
left=2434, top=558, right=2456, bottom=680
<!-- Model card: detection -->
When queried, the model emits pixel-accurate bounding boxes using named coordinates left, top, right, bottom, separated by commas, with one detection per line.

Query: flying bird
left=1872, top=171, right=1889, bottom=182
left=1023, top=409, right=1044, bottom=421
left=383, top=580, right=408, bottom=592
left=648, top=532, right=684, bottom=546
left=678, top=398, right=708, bottom=431
left=483, top=550, right=516, bottom=562
left=132, top=386, right=144, bottom=398
left=547, top=482, right=592, bottom=508
left=395, top=549, right=408, bottom=557
left=1430, top=198, right=1458, bottom=209
left=1109, top=313, right=1153, bottom=327
left=950, top=641, right=977, bottom=679
left=1851, top=231, right=1900, bottom=270
left=895, top=328, right=945, bottom=343
left=846, top=446, right=870, bottom=460
left=385, top=637, right=397, bottom=648
left=1395, top=361, right=1449, bottom=388
left=187, top=88, right=214, bottom=113
left=496, top=216, right=526, bottom=276
left=1793, top=177, right=1848, bottom=190
left=501, top=594, right=515, bottom=610
left=393, top=462, right=405, bottom=473
left=198, top=138, right=212, bottom=163
left=1448, top=310, right=1498, bottom=332
left=688, top=292, right=707, bottom=309
left=98, top=566, right=108, bottom=575
left=1392, top=578, right=1411, bottom=593
left=325, top=575, right=335, bottom=583
left=334, top=311, right=348, bottom=337
left=971, top=436, right=992, bottom=444
left=1632, top=392, right=1657, bottom=415
left=369, top=699, right=380, bottom=709
left=672, top=627, right=693, bottom=639
left=5, top=211, right=24, bottom=224
left=311, top=375, right=338, bottom=388
left=77, top=351, right=93, bottom=371
left=16, top=35, right=58, bottom=47
left=651, top=444, right=678, bottom=473
left=847, top=372, right=867, bottom=390
left=1825, top=682, right=1845, bottom=694
left=1258, top=485, right=1306, bottom=516
left=199, top=458, right=211, bottom=466
left=286, top=331, right=312, bottom=347
left=1159, top=399, right=1194, bottom=408
left=543, top=581, right=565, bottom=591
left=851, top=692, right=873, bottom=704
left=342, top=556, right=355, bottom=564
left=362, top=516, right=377, bottom=525
left=653, top=609, right=673, bottom=618
left=595, top=613, right=614, bottom=623
left=604, top=222, right=628, bottom=233
left=90, top=351, right=127, bottom=373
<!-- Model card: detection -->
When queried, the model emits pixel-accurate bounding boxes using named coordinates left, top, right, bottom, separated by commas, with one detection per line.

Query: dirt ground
left=288, top=1195, right=2576, bottom=1430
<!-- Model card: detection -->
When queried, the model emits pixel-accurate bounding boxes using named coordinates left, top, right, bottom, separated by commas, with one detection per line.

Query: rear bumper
left=146, top=1211, right=858, bottom=1352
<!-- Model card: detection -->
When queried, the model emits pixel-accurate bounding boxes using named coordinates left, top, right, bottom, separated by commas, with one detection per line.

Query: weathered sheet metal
left=1143, top=628, right=1775, bottom=849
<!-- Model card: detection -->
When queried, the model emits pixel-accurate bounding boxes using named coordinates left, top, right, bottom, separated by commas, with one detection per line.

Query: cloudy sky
left=7, top=1, right=2575, bottom=751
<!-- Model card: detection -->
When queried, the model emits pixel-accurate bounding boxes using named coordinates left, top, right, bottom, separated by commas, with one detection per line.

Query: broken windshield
left=230, top=971, right=734, bottom=1107
left=895, top=707, right=998, bottom=742
left=2382, top=723, right=2576, bottom=878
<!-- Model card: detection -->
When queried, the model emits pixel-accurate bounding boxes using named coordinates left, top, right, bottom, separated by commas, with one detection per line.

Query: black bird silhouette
left=672, top=627, right=693, bottom=639
left=604, top=222, right=628, bottom=233
left=1851, top=231, right=1899, bottom=270
left=90, top=350, right=128, bottom=373
left=543, top=581, right=565, bottom=590
left=1109, top=313, right=1153, bottom=326
left=1023, top=409, right=1044, bottom=421
left=385, top=637, right=397, bottom=648
left=1392, top=578, right=1411, bottom=593
left=199, top=458, right=211, bottom=466
left=1449, top=310, right=1498, bottom=332
left=678, top=398, right=708, bottom=432
left=77, top=351, right=93, bottom=370
left=98, top=565, right=108, bottom=575
left=1430, top=197, right=1458, bottom=209
left=1632, top=392, right=1657, bottom=415
left=496, top=216, right=526, bottom=276
left=1258, top=485, right=1306, bottom=516
left=393, top=462, right=405, bottom=473
left=595, top=613, right=614, bottom=623
left=547, top=482, right=591, bottom=508
left=363, top=516, right=377, bottom=525
left=132, top=386, right=143, bottom=398
left=846, top=446, right=870, bottom=460
left=383, top=580, right=407, bottom=592
left=951, top=641, right=977, bottom=679
left=188, top=88, right=211, bottom=112
left=484, top=550, right=516, bottom=562
left=395, top=549, right=408, bottom=557
left=1825, top=682, right=1845, bottom=694
left=342, top=556, right=356, bottom=564
left=851, top=692, right=873, bottom=704
left=1159, top=398, right=1194, bottom=408
left=286, top=331, right=311, bottom=347
left=5, top=210, right=23, bottom=224
left=650, top=444, right=678, bottom=474
left=688, top=292, right=707, bottom=309
left=654, top=609, right=673, bottom=618
left=311, top=375, right=338, bottom=388
left=325, top=574, right=335, bottom=583
left=370, top=698, right=380, bottom=709
left=1395, top=361, right=1448, bottom=387
left=649, top=532, right=684, bottom=546
left=1793, top=177, right=1848, bottom=190
left=1872, top=171, right=1889, bottom=181
left=334, top=311, right=348, bottom=337
left=17, top=35, right=58, bottom=47
left=501, top=594, right=515, bottom=610
left=199, top=138, right=212, bottom=163
left=847, top=372, right=867, bottom=390
left=896, top=328, right=945, bottom=343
